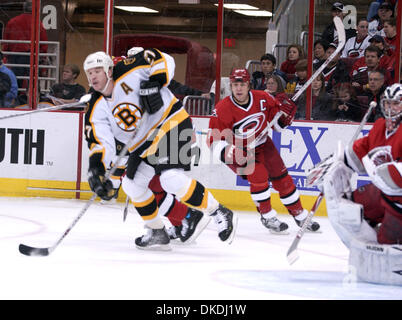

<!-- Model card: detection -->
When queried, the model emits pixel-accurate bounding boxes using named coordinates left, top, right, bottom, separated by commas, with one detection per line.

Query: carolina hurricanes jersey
left=208, top=90, right=281, bottom=149
left=85, top=48, right=188, bottom=172
left=346, top=119, right=402, bottom=206
left=341, top=35, right=371, bottom=59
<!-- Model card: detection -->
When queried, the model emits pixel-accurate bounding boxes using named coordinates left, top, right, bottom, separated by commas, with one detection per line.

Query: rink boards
left=0, top=110, right=372, bottom=216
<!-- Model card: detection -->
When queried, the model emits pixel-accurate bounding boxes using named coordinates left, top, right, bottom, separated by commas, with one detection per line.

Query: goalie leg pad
left=349, top=239, right=402, bottom=285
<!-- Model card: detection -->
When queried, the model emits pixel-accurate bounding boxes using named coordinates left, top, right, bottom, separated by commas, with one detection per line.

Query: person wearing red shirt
left=2, top=0, right=48, bottom=89
left=208, top=69, right=320, bottom=234
left=280, top=44, right=305, bottom=77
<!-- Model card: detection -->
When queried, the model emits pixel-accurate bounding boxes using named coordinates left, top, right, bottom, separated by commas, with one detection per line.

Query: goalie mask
left=381, top=83, right=402, bottom=132
left=83, top=51, right=114, bottom=94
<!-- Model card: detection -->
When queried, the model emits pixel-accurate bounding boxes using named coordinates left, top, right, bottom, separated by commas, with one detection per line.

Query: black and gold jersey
left=84, top=48, right=190, bottom=174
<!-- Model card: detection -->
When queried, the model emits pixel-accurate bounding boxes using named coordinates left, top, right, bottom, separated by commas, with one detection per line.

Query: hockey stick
left=291, top=16, right=346, bottom=103
left=123, top=196, right=130, bottom=222
left=19, top=128, right=137, bottom=257
left=286, top=101, right=377, bottom=265
left=286, top=192, right=324, bottom=265
left=0, top=94, right=91, bottom=121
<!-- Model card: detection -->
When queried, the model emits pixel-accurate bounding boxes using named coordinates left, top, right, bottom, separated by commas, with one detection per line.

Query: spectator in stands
left=382, top=18, right=397, bottom=77
left=321, top=2, right=356, bottom=44
left=350, top=45, right=393, bottom=92
left=313, top=39, right=330, bottom=66
left=341, top=18, right=371, bottom=59
left=0, top=50, right=18, bottom=108
left=333, top=82, right=363, bottom=122
left=280, top=44, right=305, bottom=77
left=383, top=18, right=397, bottom=55
left=252, top=53, right=287, bottom=90
left=264, top=74, right=285, bottom=96
left=49, top=64, right=86, bottom=106
left=367, top=1, right=397, bottom=21
left=295, top=73, right=334, bottom=121
left=366, top=35, right=394, bottom=71
left=285, top=59, right=307, bottom=95
left=368, top=2, right=394, bottom=37
left=361, top=69, right=387, bottom=121
left=2, top=0, right=48, bottom=91
left=0, top=70, right=12, bottom=109
left=320, top=43, right=350, bottom=94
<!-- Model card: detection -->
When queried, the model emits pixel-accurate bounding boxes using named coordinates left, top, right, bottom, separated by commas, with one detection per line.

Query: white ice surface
left=0, top=197, right=401, bottom=300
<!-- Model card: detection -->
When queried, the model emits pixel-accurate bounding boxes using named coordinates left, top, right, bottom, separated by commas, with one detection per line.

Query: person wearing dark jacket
left=361, top=69, right=387, bottom=122
left=321, top=2, right=356, bottom=44
left=295, top=73, right=335, bottom=120
left=252, top=53, right=287, bottom=90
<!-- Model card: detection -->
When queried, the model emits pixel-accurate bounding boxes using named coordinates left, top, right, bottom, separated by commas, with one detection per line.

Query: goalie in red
left=207, top=68, right=320, bottom=234
left=322, top=83, right=402, bottom=285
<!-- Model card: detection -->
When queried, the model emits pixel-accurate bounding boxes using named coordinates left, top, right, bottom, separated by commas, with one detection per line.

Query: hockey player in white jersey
left=83, top=50, right=237, bottom=250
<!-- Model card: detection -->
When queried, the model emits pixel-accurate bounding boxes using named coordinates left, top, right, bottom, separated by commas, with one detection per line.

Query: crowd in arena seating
left=0, top=0, right=400, bottom=123
left=250, top=1, right=400, bottom=123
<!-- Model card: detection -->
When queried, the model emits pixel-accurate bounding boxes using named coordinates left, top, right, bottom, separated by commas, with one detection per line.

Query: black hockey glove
left=88, top=167, right=117, bottom=201
left=139, top=81, right=163, bottom=114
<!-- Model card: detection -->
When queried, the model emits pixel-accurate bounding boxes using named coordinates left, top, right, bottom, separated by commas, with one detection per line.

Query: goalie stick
left=19, top=125, right=138, bottom=257
left=285, top=15, right=346, bottom=265
left=286, top=101, right=377, bottom=265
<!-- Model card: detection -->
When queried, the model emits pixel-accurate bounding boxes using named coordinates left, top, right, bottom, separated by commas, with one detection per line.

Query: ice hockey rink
left=0, top=196, right=401, bottom=300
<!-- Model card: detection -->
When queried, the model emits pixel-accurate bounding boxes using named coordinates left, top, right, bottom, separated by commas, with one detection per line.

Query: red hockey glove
left=220, top=144, right=255, bottom=167
left=277, top=96, right=297, bottom=128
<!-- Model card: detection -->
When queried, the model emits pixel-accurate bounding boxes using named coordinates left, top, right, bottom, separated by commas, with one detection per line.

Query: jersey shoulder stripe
left=112, top=48, right=164, bottom=81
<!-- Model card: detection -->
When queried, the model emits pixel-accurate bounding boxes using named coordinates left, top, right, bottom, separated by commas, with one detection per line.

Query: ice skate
left=135, top=226, right=171, bottom=251
left=180, top=208, right=211, bottom=243
left=261, top=211, right=289, bottom=234
left=210, top=204, right=237, bottom=244
left=166, top=225, right=181, bottom=240
left=294, top=209, right=321, bottom=232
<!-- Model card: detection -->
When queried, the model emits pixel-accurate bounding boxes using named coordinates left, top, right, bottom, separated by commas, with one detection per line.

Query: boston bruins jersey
left=84, top=48, right=190, bottom=173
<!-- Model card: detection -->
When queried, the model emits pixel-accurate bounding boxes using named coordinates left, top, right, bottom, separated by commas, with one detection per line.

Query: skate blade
left=135, top=243, right=172, bottom=251
left=269, top=229, right=290, bottom=235
left=182, top=215, right=211, bottom=244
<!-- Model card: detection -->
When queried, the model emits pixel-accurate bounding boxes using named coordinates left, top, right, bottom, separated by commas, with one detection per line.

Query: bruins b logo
left=112, top=103, right=142, bottom=132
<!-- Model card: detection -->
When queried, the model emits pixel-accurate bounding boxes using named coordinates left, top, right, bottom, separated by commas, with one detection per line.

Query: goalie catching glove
left=88, top=167, right=118, bottom=201
left=139, top=80, right=163, bottom=114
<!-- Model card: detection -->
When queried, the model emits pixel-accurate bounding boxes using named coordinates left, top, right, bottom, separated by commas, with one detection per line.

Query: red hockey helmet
left=230, top=68, right=250, bottom=83
left=112, top=55, right=126, bottom=65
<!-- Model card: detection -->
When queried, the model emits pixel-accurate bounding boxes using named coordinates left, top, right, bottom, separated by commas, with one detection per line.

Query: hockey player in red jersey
left=337, top=83, right=401, bottom=244
left=208, top=68, right=320, bottom=233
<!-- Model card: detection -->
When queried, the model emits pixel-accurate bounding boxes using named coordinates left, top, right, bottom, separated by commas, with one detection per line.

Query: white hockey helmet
left=83, top=51, right=114, bottom=93
left=381, top=83, right=402, bottom=130
left=83, top=51, right=113, bottom=78
left=127, top=47, right=144, bottom=57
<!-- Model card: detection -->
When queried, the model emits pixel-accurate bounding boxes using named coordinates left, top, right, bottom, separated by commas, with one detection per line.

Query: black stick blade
left=19, top=244, right=50, bottom=257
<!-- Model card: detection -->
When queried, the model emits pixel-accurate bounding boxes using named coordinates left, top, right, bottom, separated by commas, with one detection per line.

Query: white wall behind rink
left=0, top=110, right=372, bottom=196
